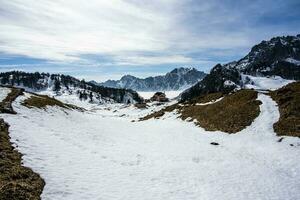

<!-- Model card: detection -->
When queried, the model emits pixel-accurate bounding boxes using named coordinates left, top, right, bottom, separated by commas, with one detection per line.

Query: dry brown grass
left=141, top=90, right=261, bottom=133
left=139, top=104, right=181, bottom=121
left=0, top=119, right=45, bottom=200
left=180, top=90, right=261, bottom=133
left=0, top=87, right=24, bottom=114
left=22, top=94, right=83, bottom=111
left=270, top=81, right=300, bottom=137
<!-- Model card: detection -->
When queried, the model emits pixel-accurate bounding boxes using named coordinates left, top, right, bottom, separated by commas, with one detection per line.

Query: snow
left=242, top=75, right=295, bottom=91
left=0, top=87, right=11, bottom=102
left=1, top=92, right=300, bottom=200
left=224, top=80, right=236, bottom=87
left=285, top=58, right=300, bottom=66
left=138, top=91, right=182, bottom=100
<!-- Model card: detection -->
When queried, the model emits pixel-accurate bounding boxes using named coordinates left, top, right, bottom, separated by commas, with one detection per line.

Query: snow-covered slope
left=2, top=90, right=300, bottom=200
left=0, top=87, right=11, bottom=102
left=98, top=67, right=206, bottom=91
left=0, top=71, right=143, bottom=104
left=242, top=75, right=295, bottom=91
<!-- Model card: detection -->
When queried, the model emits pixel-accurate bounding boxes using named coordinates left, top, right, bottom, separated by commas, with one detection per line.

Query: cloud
left=0, top=0, right=176, bottom=62
left=0, top=0, right=299, bottom=70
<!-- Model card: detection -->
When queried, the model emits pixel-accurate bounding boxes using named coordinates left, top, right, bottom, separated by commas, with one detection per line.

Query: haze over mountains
left=96, top=67, right=207, bottom=91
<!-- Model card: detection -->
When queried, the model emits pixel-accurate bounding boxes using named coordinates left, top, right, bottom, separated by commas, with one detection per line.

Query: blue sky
left=0, top=0, right=299, bottom=81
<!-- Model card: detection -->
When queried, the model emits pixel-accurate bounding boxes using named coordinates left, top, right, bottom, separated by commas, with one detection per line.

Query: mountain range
left=95, top=67, right=206, bottom=91
left=180, top=34, right=300, bottom=101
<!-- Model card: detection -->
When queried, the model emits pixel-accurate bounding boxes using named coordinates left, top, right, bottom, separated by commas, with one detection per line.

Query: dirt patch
left=0, top=87, right=24, bottom=114
left=270, top=81, right=300, bottom=137
left=141, top=90, right=261, bottom=134
left=22, top=94, right=83, bottom=111
left=0, top=118, right=45, bottom=200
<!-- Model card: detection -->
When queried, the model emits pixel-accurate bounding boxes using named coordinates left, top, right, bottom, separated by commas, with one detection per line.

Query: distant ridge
left=95, top=67, right=206, bottom=91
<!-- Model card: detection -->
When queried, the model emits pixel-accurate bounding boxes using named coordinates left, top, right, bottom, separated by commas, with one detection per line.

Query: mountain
left=0, top=71, right=143, bottom=104
left=98, top=67, right=207, bottom=91
left=181, top=34, right=300, bottom=101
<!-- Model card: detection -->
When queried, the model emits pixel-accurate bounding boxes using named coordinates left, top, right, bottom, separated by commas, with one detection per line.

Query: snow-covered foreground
left=2, top=93, right=300, bottom=200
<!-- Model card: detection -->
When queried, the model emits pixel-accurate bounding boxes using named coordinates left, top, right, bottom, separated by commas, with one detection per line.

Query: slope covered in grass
left=22, top=93, right=83, bottom=111
left=0, top=87, right=24, bottom=114
left=142, top=90, right=261, bottom=133
left=180, top=90, right=261, bottom=133
left=270, top=81, right=300, bottom=137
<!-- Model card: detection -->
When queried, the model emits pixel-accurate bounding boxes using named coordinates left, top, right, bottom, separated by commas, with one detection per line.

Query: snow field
left=242, top=75, right=295, bottom=91
left=1, top=92, right=300, bottom=200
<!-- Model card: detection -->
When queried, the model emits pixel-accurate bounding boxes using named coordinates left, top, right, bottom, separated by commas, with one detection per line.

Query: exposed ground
left=0, top=87, right=45, bottom=200
left=141, top=90, right=261, bottom=133
left=22, top=94, right=83, bottom=111
left=0, top=119, right=45, bottom=200
left=270, top=81, right=300, bottom=137
left=0, top=87, right=24, bottom=114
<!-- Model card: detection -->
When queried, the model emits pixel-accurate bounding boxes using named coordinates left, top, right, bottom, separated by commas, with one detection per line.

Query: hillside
left=0, top=71, right=143, bottom=104
left=181, top=35, right=300, bottom=101
left=98, top=67, right=206, bottom=91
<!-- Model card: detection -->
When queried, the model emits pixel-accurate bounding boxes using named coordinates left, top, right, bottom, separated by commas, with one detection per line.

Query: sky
left=0, top=0, right=300, bottom=82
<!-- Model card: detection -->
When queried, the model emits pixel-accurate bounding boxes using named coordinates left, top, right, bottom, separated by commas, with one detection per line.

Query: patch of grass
left=22, top=94, right=83, bottom=111
left=0, top=87, right=24, bottom=114
left=180, top=90, right=261, bottom=133
left=139, top=104, right=181, bottom=121
left=270, top=81, right=300, bottom=137
left=0, top=118, right=45, bottom=200
left=141, top=90, right=261, bottom=134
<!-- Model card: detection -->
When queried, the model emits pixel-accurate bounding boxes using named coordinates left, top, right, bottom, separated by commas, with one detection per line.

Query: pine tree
left=54, top=79, right=61, bottom=91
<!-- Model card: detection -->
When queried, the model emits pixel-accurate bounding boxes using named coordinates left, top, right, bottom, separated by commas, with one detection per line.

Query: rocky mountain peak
left=98, top=67, right=206, bottom=91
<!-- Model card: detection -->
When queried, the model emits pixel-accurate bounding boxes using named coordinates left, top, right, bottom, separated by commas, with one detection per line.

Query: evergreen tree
left=54, top=80, right=61, bottom=91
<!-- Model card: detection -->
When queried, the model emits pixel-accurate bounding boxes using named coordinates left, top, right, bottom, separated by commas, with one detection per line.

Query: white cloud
left=1, top=0, right=298, bottom=67
left=0, top=0, right=255, bottom=65
left=0, top=0, right=175, bottom=61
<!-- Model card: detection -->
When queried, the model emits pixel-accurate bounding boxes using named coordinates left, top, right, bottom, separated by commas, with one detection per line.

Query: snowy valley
left=0, top=82, right=299, bottom=200
left=0, top=34, right=300, bottom=200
